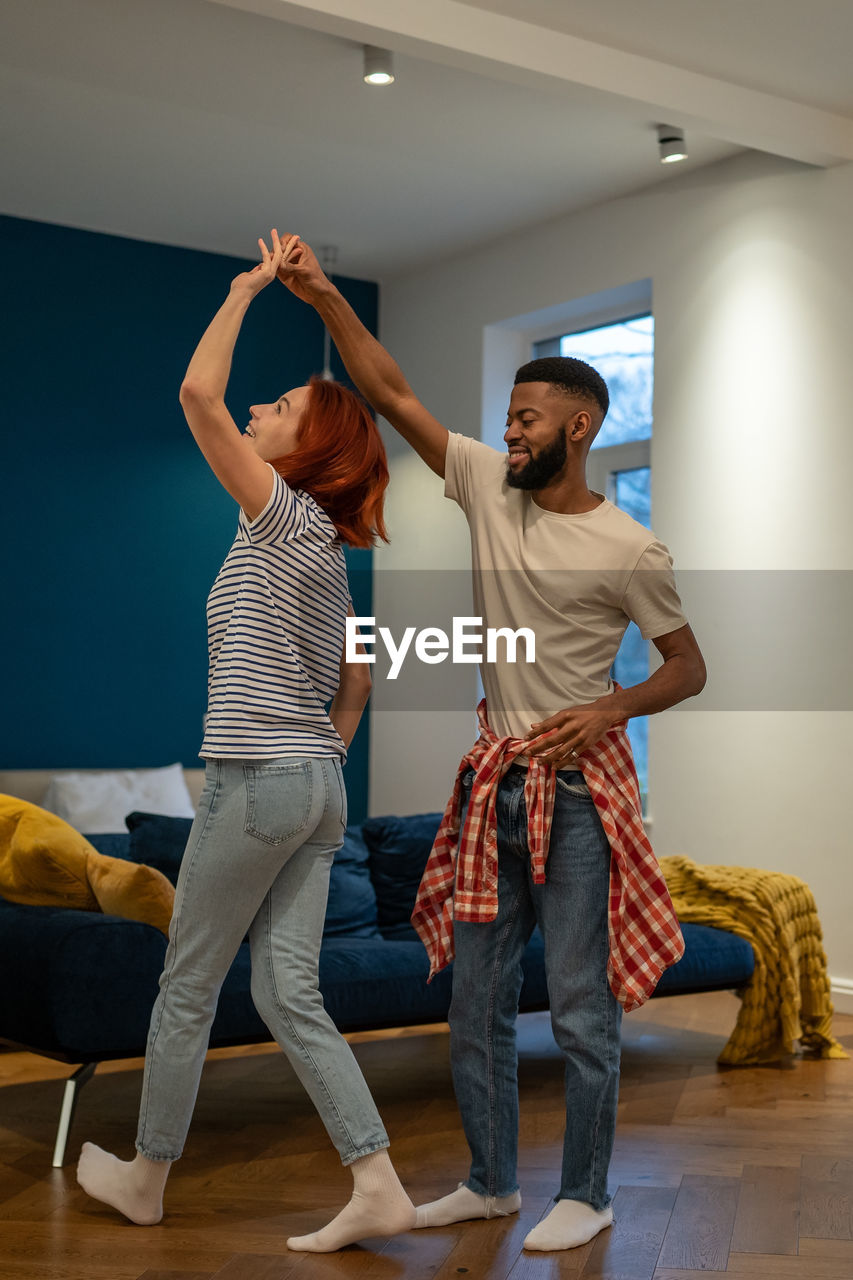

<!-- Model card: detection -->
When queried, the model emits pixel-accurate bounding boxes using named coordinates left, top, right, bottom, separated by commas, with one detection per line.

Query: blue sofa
left=0, top=810, right=755, bottom=1164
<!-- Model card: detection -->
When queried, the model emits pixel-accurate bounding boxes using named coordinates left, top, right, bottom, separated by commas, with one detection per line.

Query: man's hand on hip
left=524, top=703, right=613, bottom=767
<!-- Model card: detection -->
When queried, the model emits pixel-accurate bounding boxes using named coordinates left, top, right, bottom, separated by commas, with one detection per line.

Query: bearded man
left=278, top=233, right=706, bottom=1253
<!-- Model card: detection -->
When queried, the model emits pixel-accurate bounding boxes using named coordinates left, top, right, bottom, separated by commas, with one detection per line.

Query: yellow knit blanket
left=659, top=855, right=847, bottom=1065
left=0, top=794, right=174, bottom=935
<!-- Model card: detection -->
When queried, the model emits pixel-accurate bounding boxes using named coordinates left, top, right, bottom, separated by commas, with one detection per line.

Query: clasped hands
left=229, top=229, right=326, bottom=302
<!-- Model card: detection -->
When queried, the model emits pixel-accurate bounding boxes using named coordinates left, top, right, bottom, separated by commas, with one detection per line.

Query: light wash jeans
left=448, top=764, right=621, bottom=1209
left=135, top=756, right=389, bottom=1164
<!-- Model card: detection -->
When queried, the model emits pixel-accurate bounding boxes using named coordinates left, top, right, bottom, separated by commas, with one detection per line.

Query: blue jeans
left=136, top=756, right=388, bottom=1164
left=448, top=765, right=621, bottom=1209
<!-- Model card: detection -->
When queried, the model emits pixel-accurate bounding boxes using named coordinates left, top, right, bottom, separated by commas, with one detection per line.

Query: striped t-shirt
left=200, top=467, right=348, bottom=760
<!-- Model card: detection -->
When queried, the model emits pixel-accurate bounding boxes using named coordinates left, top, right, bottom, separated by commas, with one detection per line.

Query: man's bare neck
left=532, top=474, right=603, bottom=515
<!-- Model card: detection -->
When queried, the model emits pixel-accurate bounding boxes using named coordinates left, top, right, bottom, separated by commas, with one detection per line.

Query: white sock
left=415, top=1182, right=521, bottom=1228
left=286, top=1149, right=415, bottom=1252
left=76, top=1143, right=170, bottom=1226
left=523, top=1199, right=613, bottom=1251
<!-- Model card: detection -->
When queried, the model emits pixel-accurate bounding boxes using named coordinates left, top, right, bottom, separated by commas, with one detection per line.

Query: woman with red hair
left=77, top=233, right=415, bottom=1252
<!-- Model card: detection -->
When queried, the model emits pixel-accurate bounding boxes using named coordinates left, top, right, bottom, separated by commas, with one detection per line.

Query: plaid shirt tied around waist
left=410, top=699, right=685, bottom=1012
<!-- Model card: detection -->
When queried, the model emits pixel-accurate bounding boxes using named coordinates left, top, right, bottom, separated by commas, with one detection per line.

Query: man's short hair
left=514, top=356, right=609, bottom=420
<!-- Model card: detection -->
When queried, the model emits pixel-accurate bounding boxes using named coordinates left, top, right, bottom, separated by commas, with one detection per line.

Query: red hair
left=272, top=377, right=389, bottom=548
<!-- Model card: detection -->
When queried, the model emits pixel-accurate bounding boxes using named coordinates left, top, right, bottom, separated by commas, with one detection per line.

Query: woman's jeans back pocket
left=243, top=762, right=312, bottom=845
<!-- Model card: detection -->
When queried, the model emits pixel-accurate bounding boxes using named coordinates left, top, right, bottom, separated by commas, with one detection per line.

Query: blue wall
left=1, top=215, right=376, bottom=821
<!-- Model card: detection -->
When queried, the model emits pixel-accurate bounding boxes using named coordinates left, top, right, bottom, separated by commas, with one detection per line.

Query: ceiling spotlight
left=657, top=124, right=687, bottom=164
left=363, top=45, right=395, bottom=86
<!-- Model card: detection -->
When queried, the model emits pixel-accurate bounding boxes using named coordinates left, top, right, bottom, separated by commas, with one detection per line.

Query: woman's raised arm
left=179, top=231, right=299, bottom=519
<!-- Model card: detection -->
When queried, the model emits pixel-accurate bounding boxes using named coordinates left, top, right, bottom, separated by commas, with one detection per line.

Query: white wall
left=370, top=150, right=853, bottom=999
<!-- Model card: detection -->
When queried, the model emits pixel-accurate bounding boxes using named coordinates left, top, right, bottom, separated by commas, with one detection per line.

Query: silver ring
left=570, top=749, right=578, bottom=758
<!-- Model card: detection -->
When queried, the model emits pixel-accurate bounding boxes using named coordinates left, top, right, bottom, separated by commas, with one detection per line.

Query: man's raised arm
left=276, top=233, right=449, bottom=477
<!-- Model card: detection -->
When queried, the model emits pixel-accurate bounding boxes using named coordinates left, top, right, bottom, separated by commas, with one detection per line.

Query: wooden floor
left=2, top=992, right=853, bottom=1280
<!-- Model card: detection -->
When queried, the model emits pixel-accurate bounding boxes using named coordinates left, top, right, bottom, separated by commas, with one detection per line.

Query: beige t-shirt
left=445, top=432, right=687, bottom=740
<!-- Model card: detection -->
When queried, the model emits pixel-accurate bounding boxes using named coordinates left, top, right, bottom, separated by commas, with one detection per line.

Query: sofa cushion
left=361, top=812, right=443, bottom=933
left=125, top=811, right=379, bottom=938
left=126, top=812, right=191, bottom=885
left=319, top=936, right=453, bottom=1030
left=86, top=833, right=135, bottom=861
left=323, top=826, right=380, bottom=938
left=319, top=929, right=549, bottom=1032
left=654, top=923, right=755, bottom=995
left=41, top=764, right=194, bottom=833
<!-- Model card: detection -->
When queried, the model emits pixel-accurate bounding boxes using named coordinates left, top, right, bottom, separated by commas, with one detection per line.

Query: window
left=534, top=315, right=654, bottom=806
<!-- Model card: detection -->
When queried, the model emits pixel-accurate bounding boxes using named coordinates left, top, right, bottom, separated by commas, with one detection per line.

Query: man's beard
left=506, top=426, right=568, bottom=490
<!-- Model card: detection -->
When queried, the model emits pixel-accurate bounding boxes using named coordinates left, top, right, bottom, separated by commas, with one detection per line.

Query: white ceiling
left=2, top=0, right=852, bottom=280
left=464, top=0, right=853, bottom=115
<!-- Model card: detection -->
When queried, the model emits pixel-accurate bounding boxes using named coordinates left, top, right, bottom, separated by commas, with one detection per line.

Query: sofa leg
left=52, top=1062, right=97, bottom=1168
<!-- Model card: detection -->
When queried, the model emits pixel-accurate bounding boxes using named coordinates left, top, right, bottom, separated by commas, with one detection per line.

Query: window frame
left=586, top=440, right=651, bottom=503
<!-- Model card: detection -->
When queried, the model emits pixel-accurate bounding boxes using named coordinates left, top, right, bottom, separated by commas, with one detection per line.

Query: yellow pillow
left=0, top=794, right=174, bottom=935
